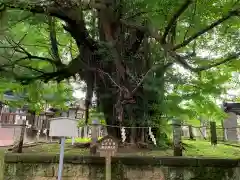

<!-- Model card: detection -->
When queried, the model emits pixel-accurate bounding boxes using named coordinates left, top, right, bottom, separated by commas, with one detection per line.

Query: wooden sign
left=98, top=136, right=118, bottom=180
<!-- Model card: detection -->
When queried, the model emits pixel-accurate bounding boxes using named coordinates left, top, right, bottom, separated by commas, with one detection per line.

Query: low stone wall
left=4, top=154, right=240, bottom=180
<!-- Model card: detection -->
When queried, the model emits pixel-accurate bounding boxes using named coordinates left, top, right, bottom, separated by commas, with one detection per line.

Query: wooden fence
left=0, top=111, right=71, bottom=130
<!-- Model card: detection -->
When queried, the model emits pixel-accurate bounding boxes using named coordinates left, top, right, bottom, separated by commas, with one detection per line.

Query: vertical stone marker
left=98, top=136, right=118, bottom=180
left=172, top=119, right=182, bottom=156
left=90, top=119, right=99, bottom=154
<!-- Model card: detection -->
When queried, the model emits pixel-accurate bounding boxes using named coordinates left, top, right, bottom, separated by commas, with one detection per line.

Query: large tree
left=0, top=0, right=239, bottom=142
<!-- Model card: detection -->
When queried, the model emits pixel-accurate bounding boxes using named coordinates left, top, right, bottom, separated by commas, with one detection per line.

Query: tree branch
left=132, top=61, right=173, bottom=94
left=4, top=35, right=62, bottom=66
left=0, top=55, right=55, bottom=68
left=122, top=8, right=240, bottom=47
left=122, top=15, right=239, bottom=73
left=16, top=55, right=56, bottom=65
left=183, top=1, right=197, bottom=40
left=15, top=70, right=64, bottom=84
left=15, top=64, right=46, bottom=74
left=63, top=18, right=98, bottom=52
left=171, top=52, right=240, bottom=72
left=6, top=0, right=100, bottom=56
left=123, top=9, right=163, bottom=20
left=48, top=16, right=63, bottom=67
left=0, top=55, right=51, bottom=77
left=14, top=49, right=56, bottom=65
left=3, top=1, right=102, bottom=87
left=173, top=9, right=240, bottom=50
left=121, top=20, right=163, bottom=41
left=4, top=1, right=68, bottom=21
left=162, top=0, right=193, bottom=43
left=14, top=54, right=90, bottom=84
left=96, top=68, right=121, bottom=89
left=4, top=0, right=106, bottom=21
left=195, top=52, right=240, bottom=71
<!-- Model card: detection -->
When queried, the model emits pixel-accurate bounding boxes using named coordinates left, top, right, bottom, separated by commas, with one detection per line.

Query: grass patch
left=18, top=139, right=240, bottom=158
left=183, top=140, right=240, bottom=158
left=23, top=143, right=88, bottom=155
left=65, top=137, right=102, bottom=143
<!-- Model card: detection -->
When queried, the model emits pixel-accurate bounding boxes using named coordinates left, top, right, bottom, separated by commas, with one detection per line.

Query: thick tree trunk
left=12, top=120, right=26, bottom=153
left=63, top=0, right=167, bottom=146
left=188, top=125, right=194, bottom=140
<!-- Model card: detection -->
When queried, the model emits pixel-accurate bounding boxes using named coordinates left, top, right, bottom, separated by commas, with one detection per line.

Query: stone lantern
left=68, top=107, right=78, bottom=118
left=60, top=111, right=68, bottom=117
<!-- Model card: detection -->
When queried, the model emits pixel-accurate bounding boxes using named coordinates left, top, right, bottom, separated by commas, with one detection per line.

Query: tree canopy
left=0, top=78, right=74, bottom=112
left=0, top=0, right=239, bottom=140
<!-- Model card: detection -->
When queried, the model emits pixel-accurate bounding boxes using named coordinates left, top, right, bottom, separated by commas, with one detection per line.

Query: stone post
left=68, top=107, right=78, bottom=118
left=172, top=119, right=182, bottom=156
left=200, top=117, right=207, bottom=139
left=68, top=107, right=78, bottom=145
left=90, top=119, right=99, bottom=155
left=188, top=125, right=194, bottom=140
left=210, top=121, right=217, bottom=145
left=84, top=126, right=88, bottom=138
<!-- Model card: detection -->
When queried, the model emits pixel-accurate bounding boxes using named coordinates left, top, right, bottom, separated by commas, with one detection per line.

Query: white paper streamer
left=121, top=127, right=126, bottom=143
left=37, top=130, right=41, bottom=136
left=26, top=121, right=32, bottom=128
left=26, top=124, right=32, bottom=128
left=71, top=137, right=75, bottom=145
left=148, top=127, right=157, bottom=145
left=43, top=128, right=48, bottom=141
left=43, top=129, right=48, bottom=135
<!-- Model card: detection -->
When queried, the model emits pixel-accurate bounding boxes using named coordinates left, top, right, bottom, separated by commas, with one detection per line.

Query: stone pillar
left=201, top=121, right=207, bottom=139
left=223, top=112, right=238, bottom=141
left=90, top=120, right=99, bottom=155
left=79, top=127, right=82, bottom=137
left=61, top=111, right=68, bottom=117
left=172, top=119, right=182, bottom=156
left=83, top=126, right=88, bottom=138
left=68, top=107, right=78, bottom=118
left=13, top=113, right=23, bottom=143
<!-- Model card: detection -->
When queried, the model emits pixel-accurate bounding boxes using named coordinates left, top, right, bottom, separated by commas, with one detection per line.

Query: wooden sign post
left=98, top=136, right=118, bottom=180
left=49, top=117, right=78, bottom=180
